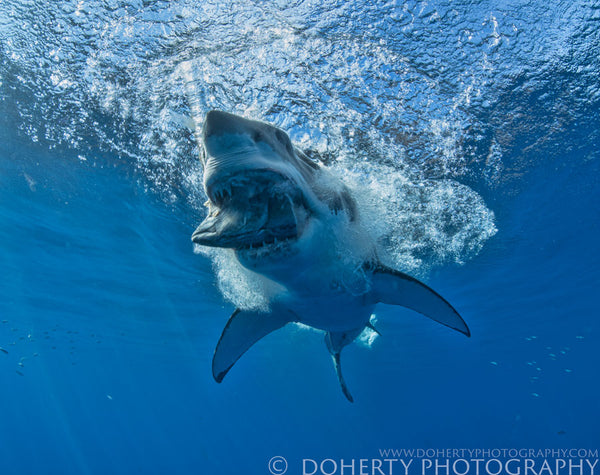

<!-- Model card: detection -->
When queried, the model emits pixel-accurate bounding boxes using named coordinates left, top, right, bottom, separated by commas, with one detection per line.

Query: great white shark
left=191, top=110, right=469, bottom=402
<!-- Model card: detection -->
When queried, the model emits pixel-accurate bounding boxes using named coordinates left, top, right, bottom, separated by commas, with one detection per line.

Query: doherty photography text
left=290, top=448, right=599, bottom=475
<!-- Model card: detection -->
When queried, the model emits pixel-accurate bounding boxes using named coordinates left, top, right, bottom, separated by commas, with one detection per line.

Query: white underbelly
left=285, top=292, right=375, bottom=332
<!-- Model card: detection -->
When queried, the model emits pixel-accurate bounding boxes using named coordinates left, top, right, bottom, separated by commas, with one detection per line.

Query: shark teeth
left=239, top=233, right=295, bottom=252
left=208, top=178, right=254, bottom=206
left=211, top=184, right=232, bottom=206
left=202, top=170, right=301, bottom=251
left=205, top=170, right=289, bottom=207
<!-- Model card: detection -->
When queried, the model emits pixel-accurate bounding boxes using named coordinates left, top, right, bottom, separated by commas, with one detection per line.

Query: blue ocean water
left=1, top=1, right=599, bottom=474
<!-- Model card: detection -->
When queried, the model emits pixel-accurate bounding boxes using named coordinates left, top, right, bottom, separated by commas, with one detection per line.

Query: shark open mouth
left=192, top=170, right=308, bottom=253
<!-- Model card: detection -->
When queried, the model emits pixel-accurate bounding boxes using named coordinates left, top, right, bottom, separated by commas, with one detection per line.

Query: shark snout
left=202, top=110, right=261, bottom=146
left=203, top=110, right=239, bottom=140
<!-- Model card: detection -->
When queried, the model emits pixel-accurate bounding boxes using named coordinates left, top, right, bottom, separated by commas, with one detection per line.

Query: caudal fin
left=331, top=351, right=353, bottom=403
left=325, top=331, right=363, bottom=403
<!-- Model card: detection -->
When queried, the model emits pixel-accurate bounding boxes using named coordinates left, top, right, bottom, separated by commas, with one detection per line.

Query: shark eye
left=276, top=130, right=294, bottom=155
left=252, top=131, right=263, bottom=142
left=275, top=130, right=287, bottom=145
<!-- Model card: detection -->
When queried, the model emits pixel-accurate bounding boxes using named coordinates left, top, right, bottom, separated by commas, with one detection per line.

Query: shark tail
left=331, top=351, right=353, bottom=403
left=325, top=330, right=364, bottom=403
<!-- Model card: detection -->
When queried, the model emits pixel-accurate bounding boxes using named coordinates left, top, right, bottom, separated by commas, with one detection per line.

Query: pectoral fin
left=213, top=305, right=295, bottom=383
left=370, top=264, right=470, bottom=337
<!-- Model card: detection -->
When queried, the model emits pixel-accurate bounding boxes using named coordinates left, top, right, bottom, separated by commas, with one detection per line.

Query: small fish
left=0, top=347, right=8, bottom=355
left=16, top=370, right=24, bottom=376
left=23, top=172, right=37, bottom=191
left=557, top=430, right=566, bottom=435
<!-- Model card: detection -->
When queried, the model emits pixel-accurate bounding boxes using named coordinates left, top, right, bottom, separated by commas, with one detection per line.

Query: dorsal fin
left=369, top=263, right=470, bottom=337
left=213, top=305, right=296, bottom=383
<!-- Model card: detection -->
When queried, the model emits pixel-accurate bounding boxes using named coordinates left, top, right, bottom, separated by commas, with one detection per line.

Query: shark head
left=192, top=110, right=352, bottom=270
